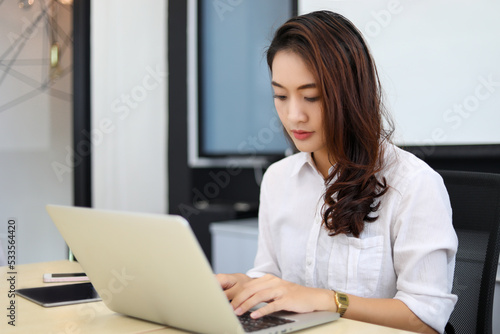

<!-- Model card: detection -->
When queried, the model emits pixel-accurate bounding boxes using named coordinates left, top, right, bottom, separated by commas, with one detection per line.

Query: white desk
left=0, top=260, right=417, bottom=334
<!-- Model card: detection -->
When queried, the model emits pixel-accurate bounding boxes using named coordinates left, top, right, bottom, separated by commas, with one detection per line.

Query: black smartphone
left=43, top=272, right=89, bottom=283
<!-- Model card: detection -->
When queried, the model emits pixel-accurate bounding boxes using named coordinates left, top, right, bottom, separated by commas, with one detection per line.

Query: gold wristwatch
left=333, top=291, right=349, bottom=317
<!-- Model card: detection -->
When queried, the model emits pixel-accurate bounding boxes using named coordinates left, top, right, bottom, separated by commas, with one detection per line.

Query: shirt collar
left=290, top=152, right=320, bottom=177
left=290, top=152, right=336, bottom=179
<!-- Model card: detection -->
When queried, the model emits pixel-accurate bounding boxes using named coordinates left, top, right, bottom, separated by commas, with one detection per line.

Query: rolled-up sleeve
left=392, top=168, right=458, bottom=333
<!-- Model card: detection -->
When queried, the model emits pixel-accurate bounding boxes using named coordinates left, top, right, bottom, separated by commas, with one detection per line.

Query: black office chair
left=438, top=170, right=500, bottom=334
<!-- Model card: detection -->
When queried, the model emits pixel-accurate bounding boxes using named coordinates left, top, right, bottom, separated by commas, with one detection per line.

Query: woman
left=217, top=11, right=457, bottom=334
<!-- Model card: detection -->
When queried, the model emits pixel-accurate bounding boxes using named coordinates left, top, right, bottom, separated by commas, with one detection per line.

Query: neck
left=311, top=151, right=333, bottom=179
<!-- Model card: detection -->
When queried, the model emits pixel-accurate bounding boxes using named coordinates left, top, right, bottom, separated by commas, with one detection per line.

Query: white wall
left=0, top=1, right=73, bottom=264
left=91, top=0, right=167, bottom=213
left=299, top=0, right=500, bottom=147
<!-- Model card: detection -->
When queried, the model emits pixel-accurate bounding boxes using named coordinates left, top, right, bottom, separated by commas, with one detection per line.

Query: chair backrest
left=438, top=170, right=500, bottom=334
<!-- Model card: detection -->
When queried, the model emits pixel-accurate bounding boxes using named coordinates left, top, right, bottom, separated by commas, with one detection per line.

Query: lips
left=291, top=130, right=313, bottom=140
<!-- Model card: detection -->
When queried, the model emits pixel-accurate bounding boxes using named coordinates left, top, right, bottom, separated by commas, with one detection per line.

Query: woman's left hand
left=230, top=274, right=335, bottom=319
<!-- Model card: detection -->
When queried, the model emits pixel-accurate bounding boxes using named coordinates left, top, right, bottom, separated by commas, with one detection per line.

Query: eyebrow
left=271, top=81, right=317, bottom=90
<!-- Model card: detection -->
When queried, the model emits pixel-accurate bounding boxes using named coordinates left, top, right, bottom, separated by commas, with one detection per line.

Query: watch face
left=338, top=294, right=349, bottom=305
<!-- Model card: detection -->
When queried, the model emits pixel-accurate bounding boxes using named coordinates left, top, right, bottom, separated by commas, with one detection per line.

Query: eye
left=305, top=96, right=320, bottom=102
left=273, top=94, right=287, bottom=101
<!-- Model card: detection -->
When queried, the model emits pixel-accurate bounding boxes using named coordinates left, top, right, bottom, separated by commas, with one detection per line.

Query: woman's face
left=271, top=51, right=327, bottom=158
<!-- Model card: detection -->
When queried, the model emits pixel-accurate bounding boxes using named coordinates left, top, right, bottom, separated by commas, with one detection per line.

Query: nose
left=287, top=97, right=308, bottom=124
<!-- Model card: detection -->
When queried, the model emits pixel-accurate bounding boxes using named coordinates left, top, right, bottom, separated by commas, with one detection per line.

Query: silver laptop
left=46, top=205, right=339, bottom=334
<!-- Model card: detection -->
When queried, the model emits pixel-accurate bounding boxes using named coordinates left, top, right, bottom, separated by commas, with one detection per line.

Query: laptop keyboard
left=238, top=312, right=295, bottom=332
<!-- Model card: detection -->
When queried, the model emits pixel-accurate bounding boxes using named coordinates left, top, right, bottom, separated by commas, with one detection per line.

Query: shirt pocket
left=344, top=235, right=384, bottom=297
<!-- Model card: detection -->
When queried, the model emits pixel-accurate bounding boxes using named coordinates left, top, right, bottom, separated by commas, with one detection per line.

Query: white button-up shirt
left=247, top=143, right=458, bottom=333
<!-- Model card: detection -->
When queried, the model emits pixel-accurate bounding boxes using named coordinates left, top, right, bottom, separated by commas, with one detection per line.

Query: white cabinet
left=210, top=218, right=259, bottom=274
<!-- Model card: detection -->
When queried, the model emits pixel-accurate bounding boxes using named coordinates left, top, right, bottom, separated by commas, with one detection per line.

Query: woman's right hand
left=216, top=273, right=253, bottom=300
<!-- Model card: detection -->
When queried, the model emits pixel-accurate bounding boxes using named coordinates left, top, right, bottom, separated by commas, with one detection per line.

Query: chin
left=293, top=144, right=315, bottom=153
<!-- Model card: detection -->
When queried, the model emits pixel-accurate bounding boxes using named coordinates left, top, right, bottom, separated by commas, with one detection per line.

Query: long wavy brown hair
left=267, top=11, right=393, bottom=237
